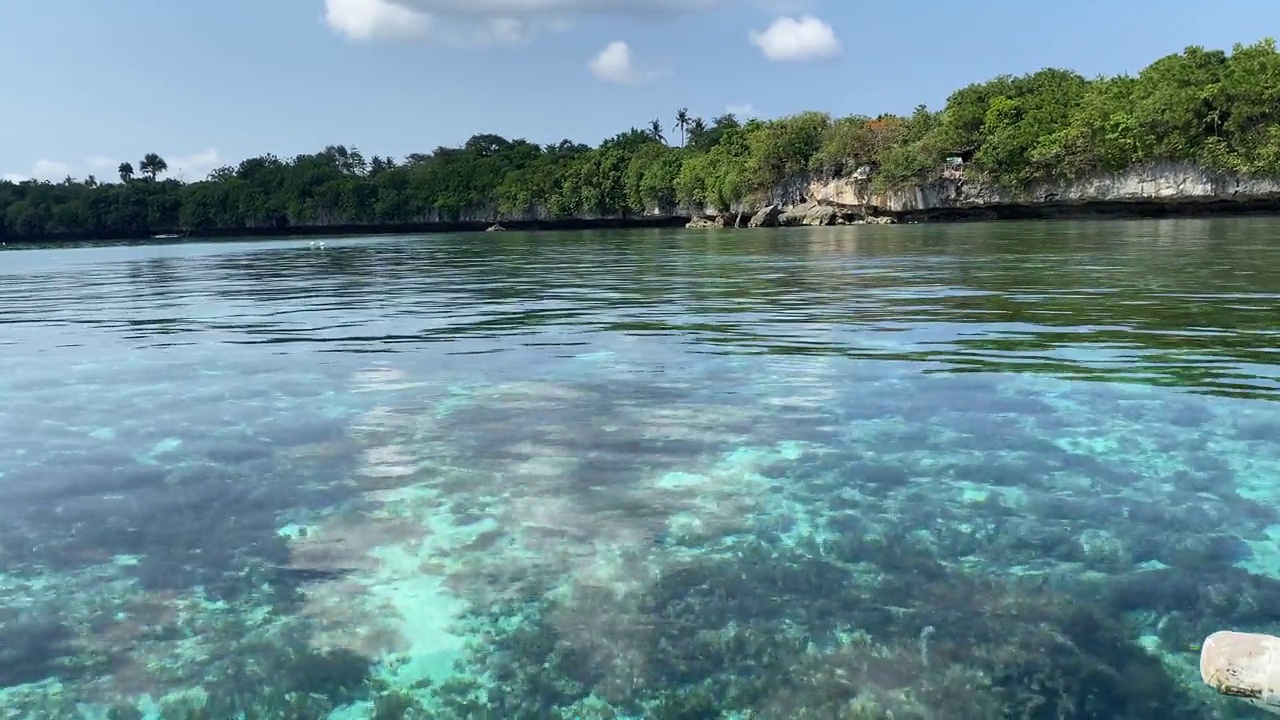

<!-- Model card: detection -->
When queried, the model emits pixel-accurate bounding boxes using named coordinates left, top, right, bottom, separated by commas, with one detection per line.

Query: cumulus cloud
left=168, top=148, right=225, bottom=182
left=3, top=159, right=73, bottom=183
left=33, top=160, right=74, bottom=181
left=587, top=41, right=655, bottom=86
left=749, top=15, right=841, bottom=62
left=85, top=155, right=118, bottom=172
left=726, top=103, right=757, bottom=118
left=2, top=149, right=224, bottom=184
left=323, top=0, right=431, bottom=41
left=324, top=0, right=728, bottom=45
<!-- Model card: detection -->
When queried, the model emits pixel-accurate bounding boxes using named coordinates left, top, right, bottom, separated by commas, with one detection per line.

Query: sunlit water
left=3, top=220, right=1280, bottom=719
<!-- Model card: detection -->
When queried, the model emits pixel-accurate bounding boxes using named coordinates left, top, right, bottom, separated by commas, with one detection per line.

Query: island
left=2, top=38, right=1278, bottom=241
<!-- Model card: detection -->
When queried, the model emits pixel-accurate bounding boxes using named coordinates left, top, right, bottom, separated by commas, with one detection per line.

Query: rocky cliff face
left=407, top=162, right=1280, bottom=230
left=689, top=162, right=1280, bottom=227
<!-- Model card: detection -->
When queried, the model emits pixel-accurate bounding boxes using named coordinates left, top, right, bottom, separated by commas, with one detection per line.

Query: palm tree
left=118, top=162, right=134, bottom=183
left=675, top=108, right=690, bottom=147
left=688, top=117, right=708, bottom=148
left=139, top=153, right=168, bottom=182
left=647, top=118, right=665, bottom=144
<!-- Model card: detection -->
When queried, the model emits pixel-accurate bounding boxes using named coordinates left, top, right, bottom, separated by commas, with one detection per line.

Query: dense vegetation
left=3, top=38, right=1279, bottom=240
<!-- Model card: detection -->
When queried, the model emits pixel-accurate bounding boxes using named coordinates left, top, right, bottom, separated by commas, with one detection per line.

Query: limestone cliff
left=282, top=162, right=1280, bottom=233
left=688, top=162, right=1280, bottom=227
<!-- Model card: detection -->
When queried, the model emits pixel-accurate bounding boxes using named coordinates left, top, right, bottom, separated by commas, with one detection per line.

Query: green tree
left=5, top=37, right=1280, bottom=241
left=139, top=154, right=168, bottom=182
left=675, top=108, right=690, bottom=147
left=687, top=117, right=711, bottom=150
left=647, top=119, right=665, bottom=144
left=1129, top=45, right=1229, bottom=161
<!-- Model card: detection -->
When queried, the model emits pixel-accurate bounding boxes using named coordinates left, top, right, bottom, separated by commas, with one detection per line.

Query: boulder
left=747, top=204, right=782, bottom=228
left=801, top=205, right=838, bottom=226
left=777, top=202, right=818, bottom=226
left=686, top=216, right=726, bottom=229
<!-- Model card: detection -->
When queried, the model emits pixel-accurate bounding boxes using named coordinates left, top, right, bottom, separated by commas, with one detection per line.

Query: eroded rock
left=747, top=204, right=782, bottom=228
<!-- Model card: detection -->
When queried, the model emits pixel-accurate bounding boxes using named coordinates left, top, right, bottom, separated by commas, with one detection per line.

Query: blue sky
left=1, top=0, right=1277, bottom=183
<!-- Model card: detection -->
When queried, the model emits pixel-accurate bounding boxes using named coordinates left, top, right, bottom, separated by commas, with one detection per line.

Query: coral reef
left=5, top=351, right=1280, bottom=719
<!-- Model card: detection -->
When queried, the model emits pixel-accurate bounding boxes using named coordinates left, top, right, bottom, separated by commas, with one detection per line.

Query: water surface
left=3, top=219, right=1280, bottom=719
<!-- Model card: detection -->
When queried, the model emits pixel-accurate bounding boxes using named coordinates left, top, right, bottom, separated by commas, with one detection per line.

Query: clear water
left=3, top=219, right=1280, bottom=719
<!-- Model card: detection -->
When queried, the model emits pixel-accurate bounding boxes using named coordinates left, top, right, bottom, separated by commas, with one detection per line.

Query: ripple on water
left=3, top=222, right=1280, bottom=718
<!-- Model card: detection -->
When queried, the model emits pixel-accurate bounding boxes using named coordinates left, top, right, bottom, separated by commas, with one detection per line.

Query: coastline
left=7, top=195, right=1280, bottom=244
left=7, top=39, right=1280, bottom=245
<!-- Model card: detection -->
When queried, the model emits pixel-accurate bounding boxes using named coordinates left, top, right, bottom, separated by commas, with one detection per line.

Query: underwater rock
left=1075, top=527, right=1130, bottom=570
left=187, top=437, right=276, bottom=464
left=0, top=615, right=76, bottom=688
left=1109, top=566, right=1280, bottom=630
left=445, top=526, right=1218, bottom=719
left=1154, top=533, right=1252, bottom=570
left=257, top=417, right=349, bottom=447
left=3, top=462, right=168, bottom=503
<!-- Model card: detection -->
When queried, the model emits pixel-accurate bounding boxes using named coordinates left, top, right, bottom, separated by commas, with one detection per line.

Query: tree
left=648, top=118, right=665, bottom=144
left=139, top=154, right=168, bottom=182
left=687, top=117, right=709, bottom=150
left=322, top=145, right=367, bottom=175
left=675, top=108, right=690, bottom=147
left=3, top=37, right=1280, bottom=241
left=368, top=155, right=398, bottom=177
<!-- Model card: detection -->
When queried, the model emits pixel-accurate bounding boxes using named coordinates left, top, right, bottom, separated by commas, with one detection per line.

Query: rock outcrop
left=199, top=162, right=1280, bottom=240
left=685, top=216, right=728, bottom=229
left=681, top=162, right=1280, bottom=229
left=747, top=205, right=782, bottom=228
left=697, top=200, right=895, bottom=229
left=762, top=161, right=1280, bottom=217
left=777, top=203, right=841, bottom=226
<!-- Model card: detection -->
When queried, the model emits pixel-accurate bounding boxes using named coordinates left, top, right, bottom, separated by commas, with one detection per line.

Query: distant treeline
left=3, top=38, right=1279, bottom=240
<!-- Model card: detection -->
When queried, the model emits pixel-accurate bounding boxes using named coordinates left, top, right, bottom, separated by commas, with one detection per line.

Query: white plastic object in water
left=1201, top=630, right=1280, bottom=714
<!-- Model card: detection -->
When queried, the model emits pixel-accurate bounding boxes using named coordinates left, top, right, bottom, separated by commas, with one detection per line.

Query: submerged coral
left=6, top=361, right=1280, bottom=720
left=434, top=532, right=1235, bottom=720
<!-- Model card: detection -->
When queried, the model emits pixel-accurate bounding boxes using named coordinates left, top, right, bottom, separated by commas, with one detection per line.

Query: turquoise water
left=3, top=220, right=1280, bottom=719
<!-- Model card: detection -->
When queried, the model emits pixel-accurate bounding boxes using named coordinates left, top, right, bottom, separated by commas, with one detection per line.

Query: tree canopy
left=4, top=38, right=1279, bottom=241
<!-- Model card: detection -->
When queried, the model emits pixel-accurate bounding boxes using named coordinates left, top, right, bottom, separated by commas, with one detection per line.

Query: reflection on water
left=2, top=219, right=1280, bottom=718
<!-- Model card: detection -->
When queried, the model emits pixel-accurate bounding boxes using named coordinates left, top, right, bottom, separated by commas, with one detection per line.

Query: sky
left=0, top=0, right=1277, bottom=183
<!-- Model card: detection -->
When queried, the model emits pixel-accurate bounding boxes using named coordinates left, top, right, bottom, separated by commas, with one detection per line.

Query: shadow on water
left=1, top=218, right=1280, bottom=717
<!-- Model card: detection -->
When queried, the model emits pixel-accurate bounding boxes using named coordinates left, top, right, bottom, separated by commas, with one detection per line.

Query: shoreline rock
left=679, top=162, right=1280, bottom=230
left=10, top=162, right=1280, bottom=243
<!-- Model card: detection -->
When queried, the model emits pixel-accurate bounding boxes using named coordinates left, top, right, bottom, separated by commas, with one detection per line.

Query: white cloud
left=85, top=155, right=118, bottom=171
left=726, top=103, right=756, bottom=118
left=587, top=40, right=656, bottom=86
left=323, top=0, right=431, bottom=41
left=2, top=160, right=73, bottom=183
left=2, top=149, right=223, bottom=184
left=168, top=148, right=224, bottom=182
left=749, top=14, right=841, bottom=62
left=324, top=0, right=733, bottom=45
left=485, top=17, right=530, bottom=45
left=32, top=160, right=74, bottom=181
